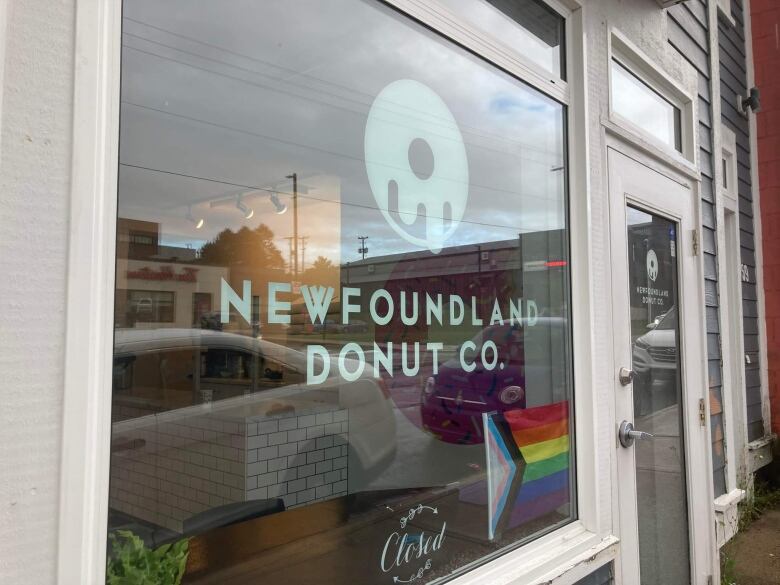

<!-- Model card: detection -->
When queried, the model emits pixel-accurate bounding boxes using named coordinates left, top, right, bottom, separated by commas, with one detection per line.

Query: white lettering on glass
left=342, top=287, right=361, bottom=324
left=220, top=278, right=251, bottom=324
left=300, top=285, right=334, bottom=324
left=460, top=340, right=477, bottom=372
left=267, top=281, right=291, bottom=324
left=307, top=345, right=330, bottom=385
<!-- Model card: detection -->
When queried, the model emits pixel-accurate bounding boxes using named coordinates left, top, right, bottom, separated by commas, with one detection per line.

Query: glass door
left=608, top=147, right=714, bottom=585
left=625, top=207, right=690, bottom=584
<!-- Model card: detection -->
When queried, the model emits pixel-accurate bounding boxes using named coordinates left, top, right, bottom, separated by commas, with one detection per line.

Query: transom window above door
left=611, top=58, right=682, bottom=152
left=608, top=31, right=695, bottom=161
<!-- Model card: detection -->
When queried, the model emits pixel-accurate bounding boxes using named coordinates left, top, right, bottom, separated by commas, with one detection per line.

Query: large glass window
left=107, top=1, right=574, bottom=583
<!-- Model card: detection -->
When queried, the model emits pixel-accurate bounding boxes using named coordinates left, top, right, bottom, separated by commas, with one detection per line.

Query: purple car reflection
left=420, top=324, right=527, bottom=444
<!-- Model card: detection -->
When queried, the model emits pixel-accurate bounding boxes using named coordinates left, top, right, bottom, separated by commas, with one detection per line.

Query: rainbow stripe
left=504, top=401, right=570, bottom=527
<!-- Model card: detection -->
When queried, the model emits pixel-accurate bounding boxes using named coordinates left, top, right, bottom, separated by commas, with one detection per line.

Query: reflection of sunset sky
left=117, top=0, right=565, bottom=265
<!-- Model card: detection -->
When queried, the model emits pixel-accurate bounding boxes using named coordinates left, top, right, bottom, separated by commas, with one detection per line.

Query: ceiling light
left=236, top=197, right=254, bottom=219
left=270, top=192, right=288, bottom=214
left=186, top=205, right=204, bottom=229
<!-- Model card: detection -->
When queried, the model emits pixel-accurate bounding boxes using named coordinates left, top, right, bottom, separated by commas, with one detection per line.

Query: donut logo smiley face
left=364, top=80, right=469, bottom=254
left=646, top=249, right=659, bottom=282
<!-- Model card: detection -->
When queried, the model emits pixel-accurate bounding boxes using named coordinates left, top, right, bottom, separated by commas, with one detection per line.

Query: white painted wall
left=0, top=0, right=76, bottom=582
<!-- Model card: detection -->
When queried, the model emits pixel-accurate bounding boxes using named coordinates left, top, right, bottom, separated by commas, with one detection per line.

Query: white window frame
left=713, top=124, right=746, bottom=546
left=716, top=0, right=736, bottom=28
left=720, top=125, right=738, bottom=205
left=57, top=1, right=617, bottom=584
left=607, top=29, right=697, bottom=166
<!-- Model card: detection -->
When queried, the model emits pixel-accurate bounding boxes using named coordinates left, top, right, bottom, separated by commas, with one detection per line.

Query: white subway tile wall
left=109, top=409, right=348, bottom=532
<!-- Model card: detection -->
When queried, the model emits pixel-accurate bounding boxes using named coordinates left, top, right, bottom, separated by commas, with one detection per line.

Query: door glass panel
left=627, top=206, right=690, bottom=585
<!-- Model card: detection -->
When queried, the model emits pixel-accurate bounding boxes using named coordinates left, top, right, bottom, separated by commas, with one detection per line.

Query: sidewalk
left=722, top=507, right=780, bottom=585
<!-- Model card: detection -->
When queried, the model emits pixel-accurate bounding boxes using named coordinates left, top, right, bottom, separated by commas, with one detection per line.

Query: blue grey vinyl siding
left=574, top=563, right=613, bottom=585
left=667, top=0, right=728, bottom=497
left=718, top=0, right=764, bottom=442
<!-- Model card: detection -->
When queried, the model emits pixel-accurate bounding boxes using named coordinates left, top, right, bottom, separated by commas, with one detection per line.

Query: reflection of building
left=115, top=219, right=227, bottom=329
left=115, top=259, right=227, bottom=329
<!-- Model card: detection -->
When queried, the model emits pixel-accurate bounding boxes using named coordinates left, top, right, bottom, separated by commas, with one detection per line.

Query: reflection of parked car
left=113, top=328, right=395, bottom=470
left=421, top=324, right=526, bottom=445
left=420, top=319, right=567, bottom=445
left=632, top=307, right=677, bottom=378
left=134, top=297, right=153, bottom=315
left=110, top=328, right=396, bottom=535
left=632, top=307, right=678, bottom=415
left=343, top=319, right=369, bottom=333
left=312, top=318, right=344, bottom=333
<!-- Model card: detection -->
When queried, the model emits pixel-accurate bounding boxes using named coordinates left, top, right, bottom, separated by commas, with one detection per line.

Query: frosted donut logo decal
left=646, top=249, right=659, bottom=282
left=364, top=80, right=469, bottom=254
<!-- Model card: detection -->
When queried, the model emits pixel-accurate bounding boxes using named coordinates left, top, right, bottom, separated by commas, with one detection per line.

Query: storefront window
left=108, top=1, right=573, bottom=582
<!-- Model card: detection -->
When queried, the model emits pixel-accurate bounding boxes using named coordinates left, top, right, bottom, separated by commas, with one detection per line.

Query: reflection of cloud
left=489, top=94, right=550, bottom=115
left=118, top=0, right=567, bottom=262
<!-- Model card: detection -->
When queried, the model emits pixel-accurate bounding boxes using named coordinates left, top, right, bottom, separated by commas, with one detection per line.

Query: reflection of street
left=366, top=378, right=484, bottom=491
left=634, top=404, right=690, bottom=585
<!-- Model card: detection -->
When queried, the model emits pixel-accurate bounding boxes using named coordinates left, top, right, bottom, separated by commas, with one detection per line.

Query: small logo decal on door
left=647, top=249, right=659, bottom=282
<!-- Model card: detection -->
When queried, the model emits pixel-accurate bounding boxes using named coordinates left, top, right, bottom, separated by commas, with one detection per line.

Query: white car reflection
left=110, top=328, right=396, bottom=536
left=632, top=307, right=678, bottom=377
left=631, top=307, right=679, bottom=415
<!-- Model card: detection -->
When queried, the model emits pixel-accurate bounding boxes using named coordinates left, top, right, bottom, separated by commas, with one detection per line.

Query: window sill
left=602, top=116, right=700, bottom=183
left=442, top=522, right=617, bottom=585
left=747, top=434, right=776, bottom=473
left=714, top=489, right=745, bottom=547
left=714, top=488, right=746, bottom=513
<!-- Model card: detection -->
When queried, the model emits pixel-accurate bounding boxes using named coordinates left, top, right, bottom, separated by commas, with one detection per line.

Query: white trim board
left=56, top=0, right=121, bottom=583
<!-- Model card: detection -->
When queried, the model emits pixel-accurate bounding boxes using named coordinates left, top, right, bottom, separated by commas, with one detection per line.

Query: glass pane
left=627, top=206, right=690, bottom=585
left=439, top=0, right=565, bottom=78
left=107, top=1, right=574, bottom=583
left=611, top=59, right=682, bottom=152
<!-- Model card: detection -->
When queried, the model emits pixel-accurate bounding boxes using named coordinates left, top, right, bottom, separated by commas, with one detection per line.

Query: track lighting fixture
left=236, top=196, right=254, bottom=220
left=270, top=192, right=288, bottom=214
left=186, top=205, right=204, bottom=229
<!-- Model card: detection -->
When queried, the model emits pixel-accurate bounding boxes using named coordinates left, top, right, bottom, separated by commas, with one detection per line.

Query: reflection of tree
left=302, top=255, right=339, bottom=288
left=198, top=225, right=285, bottom=269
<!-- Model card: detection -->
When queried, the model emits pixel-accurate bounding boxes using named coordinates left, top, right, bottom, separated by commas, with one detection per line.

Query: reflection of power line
left=119, top=161, right=533, bottom=232
left=282, top=236, right=294, bottom=273
left=121, top=18, right=562, bottom=154
left=120, top=44, right=561, bottom=165
left=299, top=236, right=309, bottom=272
left=121, top=100, right=562, bottom=200
left=281, top=236, right=308, bottom=272
left=357, top=235, right=369, bottom=260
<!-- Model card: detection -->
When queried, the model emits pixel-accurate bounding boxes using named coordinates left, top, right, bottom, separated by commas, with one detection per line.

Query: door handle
left=618, top=367, right=635, bottom=386
left=618, top=420, right=654, bottom=448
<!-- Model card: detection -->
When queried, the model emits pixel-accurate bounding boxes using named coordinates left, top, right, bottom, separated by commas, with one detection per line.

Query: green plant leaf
left=106, top=531, right=190, bottom=585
